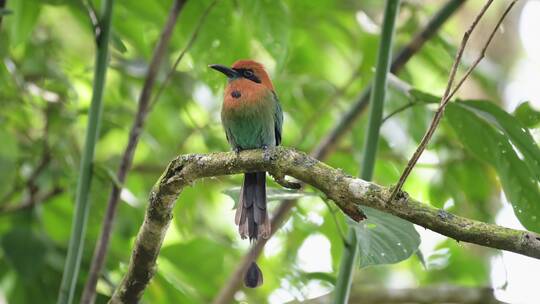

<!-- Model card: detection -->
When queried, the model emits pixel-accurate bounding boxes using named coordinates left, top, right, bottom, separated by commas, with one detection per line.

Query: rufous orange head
left=209, top=60, right=274, bottom=91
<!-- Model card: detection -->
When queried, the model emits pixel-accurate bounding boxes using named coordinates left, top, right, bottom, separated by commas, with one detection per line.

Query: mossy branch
left=110, top=147, right=540, bottom=303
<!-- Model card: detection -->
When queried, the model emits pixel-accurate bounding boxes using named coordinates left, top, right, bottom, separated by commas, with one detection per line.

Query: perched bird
left=210, top=60, right=283, bottom=288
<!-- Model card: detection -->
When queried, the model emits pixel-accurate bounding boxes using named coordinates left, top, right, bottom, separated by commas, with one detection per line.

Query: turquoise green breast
left=222, top=96, right=276, bottom=150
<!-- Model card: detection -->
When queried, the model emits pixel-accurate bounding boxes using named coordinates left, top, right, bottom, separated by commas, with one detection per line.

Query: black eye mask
left=233, top=68, right=262, bottom=84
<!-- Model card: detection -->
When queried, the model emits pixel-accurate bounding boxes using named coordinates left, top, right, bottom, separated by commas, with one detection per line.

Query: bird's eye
left=244, top=70, right=254, bottom=78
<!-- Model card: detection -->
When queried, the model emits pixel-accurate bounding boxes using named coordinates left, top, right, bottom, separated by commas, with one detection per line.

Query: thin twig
left=149, top=0, right=219, bottom=110
left=389, top=0, right=517, bottom=202
left=1, top=103, right=53, bottom=211
left=299, top=285, right=503, bottom=304
left=0, top=187, right=63, bottom=214
left=212, top=2, right=468, bottom=302
left=381, top=102, right=417, bottom=123
left=81, top=1, right=188, bottom=303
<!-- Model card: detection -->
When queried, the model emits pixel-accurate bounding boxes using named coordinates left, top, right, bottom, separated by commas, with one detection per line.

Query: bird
left=210, top=60, right=283, bottom=288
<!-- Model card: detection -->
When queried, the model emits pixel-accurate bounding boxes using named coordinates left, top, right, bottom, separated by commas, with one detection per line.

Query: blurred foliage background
left=1, top=0, right=539, bottom=303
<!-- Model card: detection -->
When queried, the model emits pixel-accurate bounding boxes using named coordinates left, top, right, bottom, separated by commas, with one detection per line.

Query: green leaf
left=354, top=207, right=420, bottom=268
left=0, top=129, right=18, bottom=198
left=0, top=228, right=48, bottom=280
left=430, top=159, right=493, bottom=221
left=160, top=238, right=232, bottom=297
left=222, top=187, right=312, bottom=209
left=409, top=88, right=440, bottom=104
left=300, top=271, right=336, bottom=284
left=240, top=0, right=291, bottom=68
left=7, top=0, right=41, bottom=46
left=446, top=102, right=540, bottom=232
left=460, top=100, right=540, bottom=181
left=423, top=240, right=489, bottom=284
left=111, top=32, right=128, bottom=54
left=513, top=101, right=540, bottom=128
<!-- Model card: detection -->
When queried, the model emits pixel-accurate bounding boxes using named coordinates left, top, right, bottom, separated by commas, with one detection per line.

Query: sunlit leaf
left=514, top=101, right=540, bottom=128
left=7, top=0, right=41, bottom=46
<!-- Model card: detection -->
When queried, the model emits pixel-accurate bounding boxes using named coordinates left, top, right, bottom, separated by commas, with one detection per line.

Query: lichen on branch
left=110, top=147, right=540, bottom=303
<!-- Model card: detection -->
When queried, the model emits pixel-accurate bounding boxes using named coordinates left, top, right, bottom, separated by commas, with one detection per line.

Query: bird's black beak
left=209, top=64, right=239, bottom=79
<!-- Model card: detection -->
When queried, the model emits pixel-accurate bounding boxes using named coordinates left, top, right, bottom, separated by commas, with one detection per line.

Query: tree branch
left=389, top=0, right=517, bottom=201
left=111, top=147, right=540, bottom=303
left=297, top=285, right=503, bottom=304
left=81, top=1, right=188, bottom=303
left=0, top=186, right=63, bottom=215
left=149, top=0, right=219, bottom=110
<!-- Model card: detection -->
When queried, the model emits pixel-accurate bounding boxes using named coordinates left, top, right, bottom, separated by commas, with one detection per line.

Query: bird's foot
left=262, top=145, right=271, bottom=162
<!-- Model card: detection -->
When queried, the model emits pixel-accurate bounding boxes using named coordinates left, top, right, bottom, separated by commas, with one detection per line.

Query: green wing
left=272, top=92, right=283, bottom=146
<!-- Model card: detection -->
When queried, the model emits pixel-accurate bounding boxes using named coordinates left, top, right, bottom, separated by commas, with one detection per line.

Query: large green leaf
left=446, top=102, right=540, bottom=232
left=460, top=100, right=540, bottom=181
left=355, top=207, right=420, bottom=268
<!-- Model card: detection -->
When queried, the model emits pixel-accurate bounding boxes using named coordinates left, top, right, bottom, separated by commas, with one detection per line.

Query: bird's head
left=209, top=60, right=274, bottom=91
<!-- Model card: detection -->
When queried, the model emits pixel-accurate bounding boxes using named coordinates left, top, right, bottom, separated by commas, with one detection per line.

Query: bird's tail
left=235, top=172, right=269, bottom=288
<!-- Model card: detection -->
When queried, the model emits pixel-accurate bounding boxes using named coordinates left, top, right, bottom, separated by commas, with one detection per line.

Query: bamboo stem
left=57, top=1, right=115, bottom=303
left=333, top=1, right=400, bottom=303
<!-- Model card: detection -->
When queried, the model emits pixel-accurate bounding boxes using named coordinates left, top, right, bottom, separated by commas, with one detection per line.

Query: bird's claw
left=262, top=145, right=271, bottom=162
